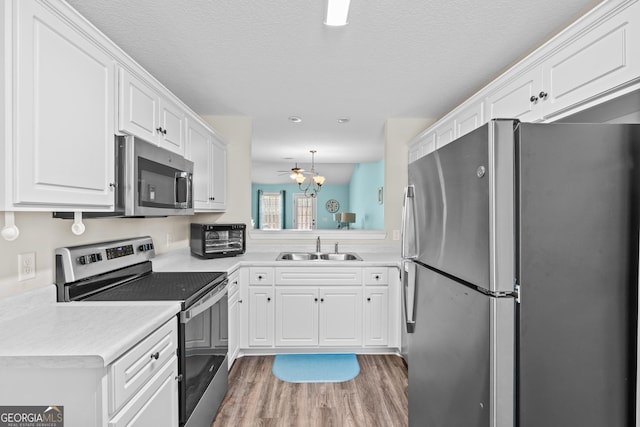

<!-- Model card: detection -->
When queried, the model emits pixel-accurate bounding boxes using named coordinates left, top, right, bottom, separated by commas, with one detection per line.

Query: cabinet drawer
left=275, top=267, right=362, bottom=286
left=249, top=267, right=274, bottom=285
left=109, top=319, right=178, bottom=415
left=364, top=268, right=389, bottom=285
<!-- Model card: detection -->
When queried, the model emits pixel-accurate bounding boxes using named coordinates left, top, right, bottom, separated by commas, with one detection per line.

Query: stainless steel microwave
left=190, top=223, right=246, bottom=258
left=115, top=135, right=193, bottom=216
left=53, top=136, right=193, bottom=218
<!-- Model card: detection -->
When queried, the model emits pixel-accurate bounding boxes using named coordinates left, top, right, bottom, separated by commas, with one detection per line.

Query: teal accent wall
left=348, top=160, right=384, bottom=229
left=251, top=183, right=349, bottom=229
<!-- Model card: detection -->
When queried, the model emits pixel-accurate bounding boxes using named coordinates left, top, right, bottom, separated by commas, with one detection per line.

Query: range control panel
left=56, top=236, right=156, bottom=283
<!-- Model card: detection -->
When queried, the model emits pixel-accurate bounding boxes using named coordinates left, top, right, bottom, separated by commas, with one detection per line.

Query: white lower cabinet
left=275, top=287, right=319, bottom=346
left=0, top=318, right=179, bottom=427
left=364, top=287, right=389, bottom=346
left=248, top=286, right=274, bottom=346
left=108, top=355, right=178, bottom=427
left=318, top=287, right=363, bottom=346
left=275, top=286, right=363, bottom=347
left=240, top=265, right=397, bottom=352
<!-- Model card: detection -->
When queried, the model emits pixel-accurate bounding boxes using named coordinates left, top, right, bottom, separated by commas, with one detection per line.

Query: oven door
left=179, top=282, right=228, bottom=426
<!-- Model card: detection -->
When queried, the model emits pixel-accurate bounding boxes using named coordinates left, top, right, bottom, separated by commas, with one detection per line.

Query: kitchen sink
left=319, top=253, right=361, bottom=261
left=276, top=252, right=362, bottom=261
left=277, top=252, right=320, bottom=261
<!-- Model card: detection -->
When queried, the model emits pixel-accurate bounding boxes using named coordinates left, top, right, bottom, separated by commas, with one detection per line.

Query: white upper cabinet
left=540, top=4, right=640, bottom=120
left=486, top=67, right=544, bottom=122
left=410, top=0, right=640, bottom=163
left=10, top=0, right=116, bottom=210
left=118, top=67, right=186, bottom=156
left=2, top=0, right=225, bottom=213
left=187, top=116, right=227, bottom=212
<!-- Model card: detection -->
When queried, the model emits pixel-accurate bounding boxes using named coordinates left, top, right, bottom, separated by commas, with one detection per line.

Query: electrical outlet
left=18, top=252, right=36, bottom=281
left=392, top=230, right=400, bottom=241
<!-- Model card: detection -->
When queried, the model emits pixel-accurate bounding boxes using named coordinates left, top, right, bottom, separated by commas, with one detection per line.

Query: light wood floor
left=212, top=354, right=408, bottom=427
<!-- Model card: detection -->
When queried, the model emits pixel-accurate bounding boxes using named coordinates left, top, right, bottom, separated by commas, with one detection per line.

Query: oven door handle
left=180, top=280, right=228, bottom=324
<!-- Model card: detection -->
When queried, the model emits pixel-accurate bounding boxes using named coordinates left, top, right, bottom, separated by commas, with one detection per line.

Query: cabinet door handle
left=239, top=299, right=243, bottom=303
left=314, top=298, right=318, bottom=302
left=320, top=298, right=324, bottom=302
left=150, top=352, right=160, bottom=360
left=156, top=127, right=163, bottom=134
left=374, top=275, right=380, bottom=280
left=257, top=275, right=263, bottom=280
left=367, top=297, right=371, bottom=302
left=539, top=91, right=548, bottom=99
left=267, top=297, right=271, bottom=302
left=529, top=95, right=538, bottom=103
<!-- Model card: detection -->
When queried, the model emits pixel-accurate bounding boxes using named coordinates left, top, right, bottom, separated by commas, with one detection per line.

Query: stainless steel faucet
left=316, top=236, right=321, bottom=253
left=334, top=242, right=339, bottom=254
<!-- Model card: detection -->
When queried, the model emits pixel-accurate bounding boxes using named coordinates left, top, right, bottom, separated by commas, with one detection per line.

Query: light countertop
left=152, top=247, right=402, bottom=274
left=0, top=244, right=400, bottom=369
left=0, top=300, right=180, bottom=369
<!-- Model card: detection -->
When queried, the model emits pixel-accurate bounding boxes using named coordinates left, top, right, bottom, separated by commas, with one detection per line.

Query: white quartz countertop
left=152, top=247, right=402, bottom=274
left=0, top=301, right=180, bottom=369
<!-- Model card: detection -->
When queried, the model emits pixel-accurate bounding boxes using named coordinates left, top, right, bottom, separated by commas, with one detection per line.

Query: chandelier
left=291, top=150, right=325, bottom=198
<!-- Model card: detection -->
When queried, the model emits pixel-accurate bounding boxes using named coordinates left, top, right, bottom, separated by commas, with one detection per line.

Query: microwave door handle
left=180, top=281, right=228, bottom=324
left=401, top=185, right=418, bottom=259
left=186, top=172, right=193, bottom=208
left=174, top=171, right=189, bottom=208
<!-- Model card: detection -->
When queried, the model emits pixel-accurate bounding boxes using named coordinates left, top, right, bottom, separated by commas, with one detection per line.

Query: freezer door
left=408, top=124, right=492, bottom=290
left=517, top=123, right=639, bottom=426
left=408, top=264, right=514, bottom=427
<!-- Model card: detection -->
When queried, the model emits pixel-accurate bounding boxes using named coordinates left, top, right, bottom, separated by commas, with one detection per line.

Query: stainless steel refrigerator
left=401, top=119, right=639, bottom=427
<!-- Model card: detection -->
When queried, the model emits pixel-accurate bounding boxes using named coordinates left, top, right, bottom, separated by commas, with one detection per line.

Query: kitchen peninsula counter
left=0, top=291, right=180, bottom=369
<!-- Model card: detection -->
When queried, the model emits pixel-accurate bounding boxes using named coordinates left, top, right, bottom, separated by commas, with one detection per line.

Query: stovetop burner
left=83, top=271, right=226, bottom=309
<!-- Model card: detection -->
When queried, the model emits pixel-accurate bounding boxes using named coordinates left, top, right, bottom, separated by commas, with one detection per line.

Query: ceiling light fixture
left=288, top=116, right=302, bottom=123
left=324, top=0, right=350, bottom=26
left=292, top=150, right=325, bottom=198
left=337, top=117, right=350, bottom=123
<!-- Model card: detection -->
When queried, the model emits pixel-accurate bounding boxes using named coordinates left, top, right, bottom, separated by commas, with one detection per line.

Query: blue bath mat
left=272, top=353, right=360, bottom=383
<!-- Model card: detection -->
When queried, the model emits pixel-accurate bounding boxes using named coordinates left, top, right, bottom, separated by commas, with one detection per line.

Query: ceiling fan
left=276, top=163, right=306, bottom=177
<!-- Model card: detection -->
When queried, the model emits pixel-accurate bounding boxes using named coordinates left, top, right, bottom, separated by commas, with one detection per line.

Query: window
left=259, top=191, right=283, bottom=230
left=293, top=193, right=316, bottom=230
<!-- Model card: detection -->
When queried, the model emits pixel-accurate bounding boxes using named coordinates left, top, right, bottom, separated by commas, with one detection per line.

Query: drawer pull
left=150, top=352, right=160, bottom=360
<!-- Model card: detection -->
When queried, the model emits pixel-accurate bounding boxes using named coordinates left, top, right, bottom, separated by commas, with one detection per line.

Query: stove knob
left=78, top=256, right=86, bottom=265
left=97, top=253, right=103, bottom=261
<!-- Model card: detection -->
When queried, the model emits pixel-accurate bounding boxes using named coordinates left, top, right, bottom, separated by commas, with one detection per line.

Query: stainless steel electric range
left=55, top=236, right=228, bottom=427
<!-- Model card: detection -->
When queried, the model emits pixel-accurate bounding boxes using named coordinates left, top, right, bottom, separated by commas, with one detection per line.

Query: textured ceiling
left=66, top=0, right=600, bottom=183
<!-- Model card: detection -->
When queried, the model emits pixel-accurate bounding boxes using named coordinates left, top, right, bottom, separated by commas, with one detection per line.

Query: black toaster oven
left=190, top=223, right=246, bottom=258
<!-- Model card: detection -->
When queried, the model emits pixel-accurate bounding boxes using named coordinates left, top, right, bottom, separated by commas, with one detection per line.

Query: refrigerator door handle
left=402, top=261, right=416, bottom=333
left=401, top=185, right=418, bottom=259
